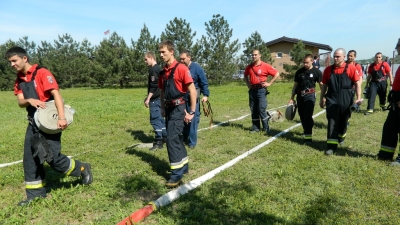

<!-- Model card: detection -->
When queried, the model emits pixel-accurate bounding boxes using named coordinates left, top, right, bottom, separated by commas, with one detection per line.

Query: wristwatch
left=188, top=111, right=195, bottom=115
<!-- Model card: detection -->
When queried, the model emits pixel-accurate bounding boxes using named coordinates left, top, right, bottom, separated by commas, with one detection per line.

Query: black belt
left=297, top=88, right=315, bottom=97
left=164, top=98, right=185, bottom=107
left=372, top=77, right=386, bottom=82
left=250, top=84, right=263, bottom=89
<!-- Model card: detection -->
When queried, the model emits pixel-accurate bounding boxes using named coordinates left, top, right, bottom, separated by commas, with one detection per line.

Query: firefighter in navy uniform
left=158, top=41, right=196, bottom=188
left=244, top=49, right=280, bottom=135
left=179, top=49, right=210, bottom=149
left=289, top=54, right=322, bottom=144
left=365, top=52, right=393, bottom=115
left=144, top=51, right=167, bottom=150
left=319, top=48, right=362, bottom=155
left=6, top=47, right=93, bottom=206
left=377, top=39, right=400, bottom=163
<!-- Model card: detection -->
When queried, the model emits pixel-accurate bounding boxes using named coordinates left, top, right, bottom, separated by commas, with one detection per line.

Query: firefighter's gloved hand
left=31, top=133, right=53, bottom=164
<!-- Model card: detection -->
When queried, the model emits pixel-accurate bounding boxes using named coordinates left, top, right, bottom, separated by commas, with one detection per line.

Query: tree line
left=0, top=14, right=274, bottom=91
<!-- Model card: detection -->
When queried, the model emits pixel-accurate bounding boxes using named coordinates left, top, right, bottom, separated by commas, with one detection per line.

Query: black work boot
left=162, top=136, right=167, bottom=144
left=149, top=140, right=163, bottom=151
left=18, top=196, right=45, bottom=206
left=81, top=163, right=93, bottom=185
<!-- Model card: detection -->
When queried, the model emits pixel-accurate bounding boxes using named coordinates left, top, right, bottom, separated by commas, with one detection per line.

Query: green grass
left=1, top=81, right=400, bottom=224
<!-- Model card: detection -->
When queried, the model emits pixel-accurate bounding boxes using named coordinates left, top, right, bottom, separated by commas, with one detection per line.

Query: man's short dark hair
left=305, top=54, right=314, bottom=61
left=313, top=55, right=318, bottom=60
left=252, top=49, right=261, bottom=55
left=159, top=40, right=175, bottom=52
left=348, top=50, right=357, bottom=56
left=180, top=49, right=191, bottom=57
left=5, top=46, right=28, bottom=60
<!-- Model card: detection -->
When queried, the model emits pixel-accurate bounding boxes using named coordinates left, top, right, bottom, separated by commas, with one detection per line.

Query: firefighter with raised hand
left=158, top=40, right=196, bottom=188
left=319, top=48, right=361, bottom=155
left=289, top=54, right=322, bottom=144
left=377, top=38, right=400, bottom=163
left=365, top=52, right=393, bottom=115
left=5, top=47, right=93, bottom=206
left=244, top=49, right=280, bottom=135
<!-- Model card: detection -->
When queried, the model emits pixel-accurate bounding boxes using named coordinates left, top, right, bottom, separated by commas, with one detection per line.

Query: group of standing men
left=5, top=39, right=400, bottom=205
left=287, top=41, right=400, bottom=164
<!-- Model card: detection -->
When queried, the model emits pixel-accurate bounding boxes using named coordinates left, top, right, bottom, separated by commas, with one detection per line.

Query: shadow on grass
left=281, top=131, right=375, bottom=158
left=312, top=121, right=328, bottom=130
left=43, top=165, right=82, bottom=194
left=126, top=129, right=153, bottom=143
left=125, top=146, right=169, bottom=180
left=113, top=172, right=164, bottom=205
left=216, top=121, right=245, bottom=130
left=335, top=146, right=376, bottom=158
left=300, top=192, right=350, bottom=224
left=154, top=177, right=352, bottom=224
left=157, top=180, right=296, bottom=225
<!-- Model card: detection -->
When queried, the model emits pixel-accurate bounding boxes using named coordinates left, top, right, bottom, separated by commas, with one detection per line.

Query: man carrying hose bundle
left=6, top=47, right=93, bottom=206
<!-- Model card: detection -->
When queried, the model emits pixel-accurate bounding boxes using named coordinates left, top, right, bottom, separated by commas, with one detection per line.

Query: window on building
left=276, top=52, right=283, bottom=58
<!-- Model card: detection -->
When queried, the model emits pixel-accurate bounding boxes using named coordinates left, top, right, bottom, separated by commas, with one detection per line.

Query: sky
left=1, top=0, right=399, bottom=60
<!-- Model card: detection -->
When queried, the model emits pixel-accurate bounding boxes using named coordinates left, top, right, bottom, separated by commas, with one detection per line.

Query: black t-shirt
left=294, top=67, right=322, bottom=90
left=148, top=64, right=162, bottom=100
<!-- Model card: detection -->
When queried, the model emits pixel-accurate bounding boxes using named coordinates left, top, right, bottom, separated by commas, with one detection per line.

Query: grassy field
left=1, top=81, right=400, bottom=224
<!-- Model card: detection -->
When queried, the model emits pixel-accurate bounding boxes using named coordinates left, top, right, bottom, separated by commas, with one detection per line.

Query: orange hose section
left=117, top=205, right=154, bottom=225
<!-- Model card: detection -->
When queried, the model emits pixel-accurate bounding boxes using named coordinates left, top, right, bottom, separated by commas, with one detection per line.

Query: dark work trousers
left=165, top=104, right=189, bottom=181
left=24, top=122, right=82, bottom=199
left=296, top=93, right=316, bottom=141
left=377, top=102, right=400, bottom=160
left=326, top=103, right=351, bottom=151
left=183, top=98, right=200, bottom=147
left=367, top=80, right=387, bottom=110
left=149, top=99, right=167, bottom=140
left=249, top=88, right=269, bottom=131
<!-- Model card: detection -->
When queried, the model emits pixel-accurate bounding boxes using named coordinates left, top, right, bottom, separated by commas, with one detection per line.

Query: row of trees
left=0, top=14, right=276, bottom=91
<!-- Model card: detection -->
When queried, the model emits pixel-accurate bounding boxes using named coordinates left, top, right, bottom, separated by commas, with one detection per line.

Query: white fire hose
left=34, top=101, right=75, bottom=134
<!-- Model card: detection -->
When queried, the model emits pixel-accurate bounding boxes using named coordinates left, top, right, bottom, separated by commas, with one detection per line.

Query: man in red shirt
left=346, top=50, right=363, bottom=113
left=319, top=48, right=362, bottom=155
left=378, top=38, right=400, bottom=163
left=6, top=47, right=92, bottom=206
left=346, top=50, right=363, bottom=84
left=365, top=52, right=393, bottom=115
left=158, top=40, right=196, bottom=188
left=244, top=49, right=280, bottom=135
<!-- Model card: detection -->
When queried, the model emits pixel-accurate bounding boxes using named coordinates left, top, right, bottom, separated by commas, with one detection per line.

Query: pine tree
left=281, top=40, right=311, bottom=81
left=129, top=24, right=159, bottom=84
left=195, top=14, right=240, bottom=84
left=16, top=36, right=38, bottom=63
left=95, top=32, right=130, bottom=87
left=44, top=33, right=83, bottom=88
left=242, top=31, right=273, bottom=66
left=0, top=40, right=18, bottom=90
left=160, top=17, right=197, bottom=59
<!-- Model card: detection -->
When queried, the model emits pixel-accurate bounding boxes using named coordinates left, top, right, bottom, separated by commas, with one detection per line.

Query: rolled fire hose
left=34, top=101, right=75, bottom=134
